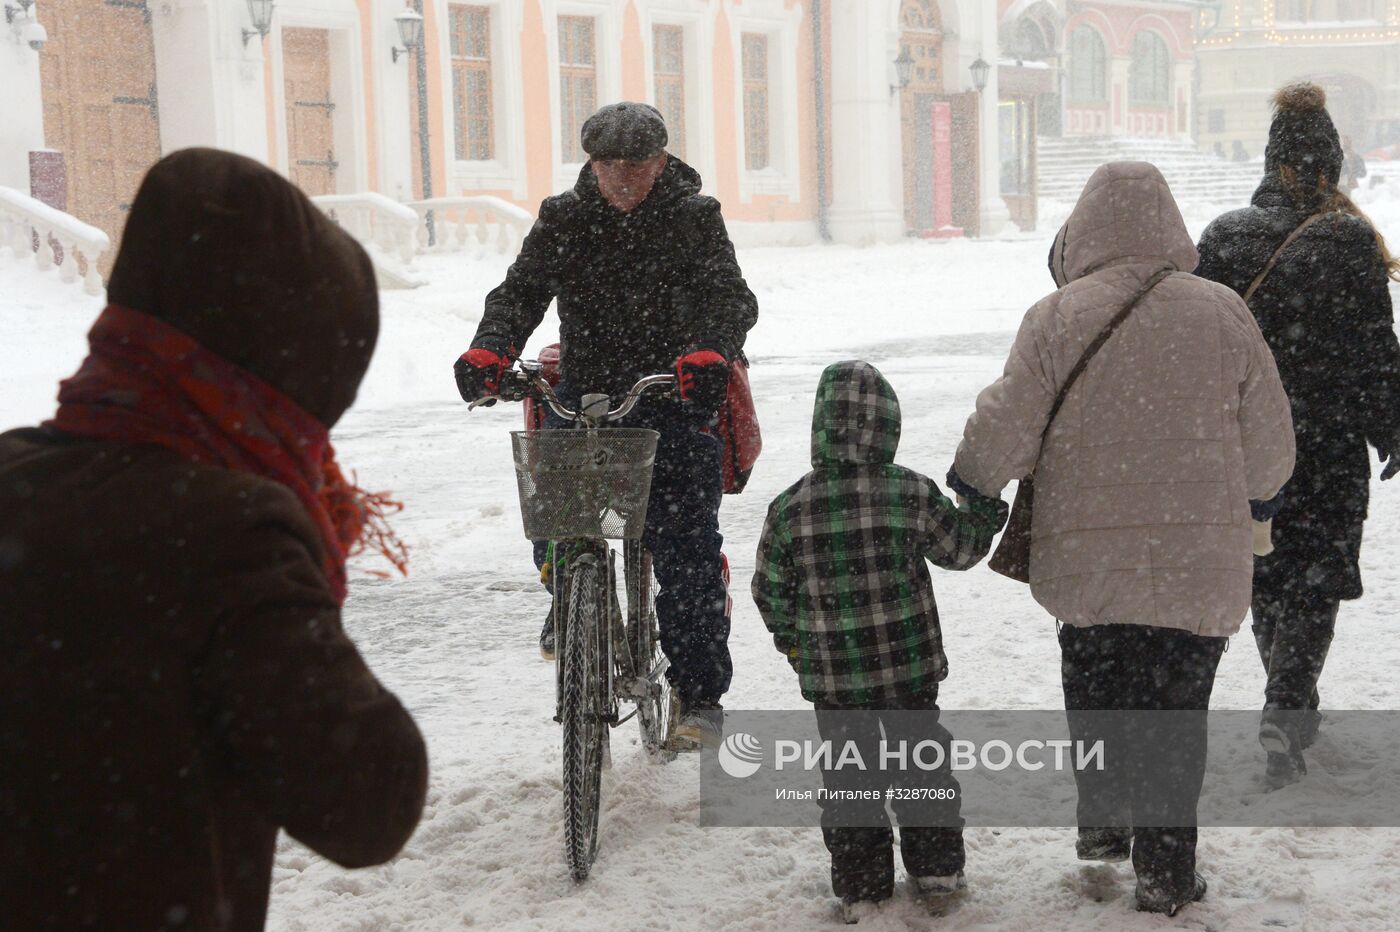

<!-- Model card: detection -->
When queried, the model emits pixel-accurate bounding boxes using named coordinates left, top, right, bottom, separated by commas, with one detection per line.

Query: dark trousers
left=1059, top=623, right=1225, bottom=898
left=533, top=390, right=731, bottom=705
left=813, top=690, right=964, bottom=902
left=1252, top=573, right=1339, bottom=715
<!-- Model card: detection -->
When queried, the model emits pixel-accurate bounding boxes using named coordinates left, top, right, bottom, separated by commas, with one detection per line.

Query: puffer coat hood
left=955, top=162, right=1296, bottom=636
left=811, top=361, right=901, bottom=468
left=1048, top=161, right=1199, bottom=287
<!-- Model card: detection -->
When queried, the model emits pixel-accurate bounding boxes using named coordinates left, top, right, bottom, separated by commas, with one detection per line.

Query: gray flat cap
left=581, top=102, right=668, bottom=160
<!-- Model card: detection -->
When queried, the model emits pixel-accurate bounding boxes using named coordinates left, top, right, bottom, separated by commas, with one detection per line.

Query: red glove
left=454, top=342, right=513, bottom=402
left=675, top=349, right=729, bottom=411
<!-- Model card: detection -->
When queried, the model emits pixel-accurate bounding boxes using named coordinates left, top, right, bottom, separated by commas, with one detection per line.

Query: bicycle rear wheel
left=561, top=555, right=607, bottom=881
left=626, top=542, right=672, bottom=758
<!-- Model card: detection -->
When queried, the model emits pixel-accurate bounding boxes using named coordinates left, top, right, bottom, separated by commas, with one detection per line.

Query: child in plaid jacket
left=750, top=360, right=1007, bottom=915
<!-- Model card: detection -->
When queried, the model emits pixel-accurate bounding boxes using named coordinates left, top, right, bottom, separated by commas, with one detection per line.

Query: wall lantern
left=242, top=0, right=275, bottom=47
left=392, top=8, right=424, bottom=63
left=970, top=55, right=991, bottom=93
left=4, top=0, right=34, bottom=25
left=4, top=0, right=43, bottom=51
left=890, top=46, right=914, bottom=94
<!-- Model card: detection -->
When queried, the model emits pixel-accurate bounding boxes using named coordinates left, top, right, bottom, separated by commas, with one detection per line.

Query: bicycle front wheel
left=561, top=556, right=606, bottom=882
left=627, top=543, right=672, bottom=759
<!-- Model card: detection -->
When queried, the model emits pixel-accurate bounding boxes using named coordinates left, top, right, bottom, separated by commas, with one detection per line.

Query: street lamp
left=242, top=0, right=275, bottom=47
left=391, top=8, right=423, bottom=63
left=891, top=46, right=914, bottom=95
left=397, top=2, right=435, bottom=243
left=970, top=56, right=991, bottom=93
left=4, top=0, right=34, bottom=25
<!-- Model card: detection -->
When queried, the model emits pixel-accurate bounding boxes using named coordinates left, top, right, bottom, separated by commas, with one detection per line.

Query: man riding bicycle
left=454, top=102, right=758, bottom=748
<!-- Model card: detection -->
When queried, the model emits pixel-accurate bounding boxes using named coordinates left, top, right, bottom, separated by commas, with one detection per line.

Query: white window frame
left=437, top=0, right=527, bottom=199
left=641, top=1, right=716, bottom=188
left=730, top=1, right=803, bottom=203
left=544, top=0, right=623, bottom=192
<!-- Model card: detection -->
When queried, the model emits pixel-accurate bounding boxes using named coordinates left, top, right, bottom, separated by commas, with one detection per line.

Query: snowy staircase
left=1037, top=136, right=1260, bottom=208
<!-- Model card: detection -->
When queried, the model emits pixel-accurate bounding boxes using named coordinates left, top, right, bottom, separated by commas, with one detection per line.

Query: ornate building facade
left=1196, top=0, right=1400, bottom=160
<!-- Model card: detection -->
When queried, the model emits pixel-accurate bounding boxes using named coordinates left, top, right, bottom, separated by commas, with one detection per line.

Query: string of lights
left=1198, top=0, right=1400, bottom=47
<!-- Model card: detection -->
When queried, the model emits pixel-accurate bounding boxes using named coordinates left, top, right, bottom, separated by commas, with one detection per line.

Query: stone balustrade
left=0, top=187, right=110, bottom=295
left=406, top=196, right=533, bottom=258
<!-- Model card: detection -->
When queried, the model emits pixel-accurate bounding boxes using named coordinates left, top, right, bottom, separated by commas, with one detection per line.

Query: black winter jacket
left=473, top=157, right=758, bottom=396
left=1196, top=174, right=1400, bottom=599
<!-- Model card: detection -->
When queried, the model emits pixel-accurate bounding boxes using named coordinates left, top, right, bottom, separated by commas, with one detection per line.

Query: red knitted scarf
left=46, top=304, right=407, bottom=604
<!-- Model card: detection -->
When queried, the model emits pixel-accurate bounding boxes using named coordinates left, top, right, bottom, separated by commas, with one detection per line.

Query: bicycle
left=473, top=362, right=678, bottom=882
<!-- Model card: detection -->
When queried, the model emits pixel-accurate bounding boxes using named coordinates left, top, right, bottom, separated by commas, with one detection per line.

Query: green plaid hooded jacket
left=751, top=361, right=1008, bottom=705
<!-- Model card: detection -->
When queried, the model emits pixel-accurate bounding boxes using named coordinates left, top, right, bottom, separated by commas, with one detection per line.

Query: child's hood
left=810, top=361, right=902, bottom=467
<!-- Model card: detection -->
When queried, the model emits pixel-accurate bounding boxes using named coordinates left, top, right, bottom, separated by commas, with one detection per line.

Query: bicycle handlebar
left=469, top=365, right=677, bottom=423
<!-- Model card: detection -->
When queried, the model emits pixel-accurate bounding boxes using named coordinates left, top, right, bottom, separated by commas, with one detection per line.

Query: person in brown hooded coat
left=0, top=149, right=428, bottom=930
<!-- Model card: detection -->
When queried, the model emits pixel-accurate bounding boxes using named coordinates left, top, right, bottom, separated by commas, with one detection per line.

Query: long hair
left=1279, top=165, right=1400, bottom=282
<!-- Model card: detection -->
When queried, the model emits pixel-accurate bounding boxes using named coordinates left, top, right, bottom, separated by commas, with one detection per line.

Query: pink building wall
left=416, top=0, right=823, bottom=225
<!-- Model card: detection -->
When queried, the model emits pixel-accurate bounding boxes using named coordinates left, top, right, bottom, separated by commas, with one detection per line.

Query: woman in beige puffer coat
left=947, top=161, right=1295, bottom=917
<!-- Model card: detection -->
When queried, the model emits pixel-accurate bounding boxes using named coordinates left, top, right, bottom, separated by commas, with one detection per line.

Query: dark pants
left=1252, top=573, right=1338, bottom=716
left=813, top=690, right=964, bottom=902
left=533, top=390, right=731, bottom=706
left=1059, top=623, right=1225, bottom=899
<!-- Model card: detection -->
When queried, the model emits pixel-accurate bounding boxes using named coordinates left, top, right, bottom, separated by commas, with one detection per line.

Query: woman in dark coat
left=1196, top=84, right=1400, bottom=785
left=0, top=149, right=427, bottom=929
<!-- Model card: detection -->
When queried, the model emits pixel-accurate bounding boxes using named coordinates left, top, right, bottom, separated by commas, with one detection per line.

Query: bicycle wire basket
left=510, top=428, right=659, bottom=540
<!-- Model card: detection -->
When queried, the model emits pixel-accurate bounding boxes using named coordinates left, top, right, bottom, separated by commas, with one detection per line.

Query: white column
left=1110, top=56, right=1130, bottom=136
left=0, top=11, right=46, bottom=191
left=1173, top=60, right=1194, bottom=139
left=970, top=0, right=1009, bottom=237
left=150, top=2, right=220, bottom=155
left=825, top=0, right=904, bottom=245
left=202, top=0, right=273, bottom=165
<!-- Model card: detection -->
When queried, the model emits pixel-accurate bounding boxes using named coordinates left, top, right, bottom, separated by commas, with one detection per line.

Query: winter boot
left=1135, top=871, right=1207, bottom=916
left=838, top=897, right=884, bottom=925
left=673, top=702, right=724, bottom=750
left=1076, top=827, right=1131, bottom=862
left=1260, top=711, right=1307, bottom=787
left=1299, top=708, right=1323, bottom=750
left=913, top=870, right=967, bottom=898
left=539, top=608, right=556, bottom=661
left=1264, top=750, right=1305, bottom=788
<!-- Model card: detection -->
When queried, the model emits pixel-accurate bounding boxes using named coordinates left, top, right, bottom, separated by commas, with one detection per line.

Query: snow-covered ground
left=4, top=189, right=1400, bottom=930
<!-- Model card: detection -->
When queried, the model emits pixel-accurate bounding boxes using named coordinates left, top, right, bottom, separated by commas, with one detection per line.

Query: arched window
left=1013, top=17, right=1052, bottom=61
left=1129, top=31, right=1170, bottom=105
left=1068, top=26, right=1106, bottom=103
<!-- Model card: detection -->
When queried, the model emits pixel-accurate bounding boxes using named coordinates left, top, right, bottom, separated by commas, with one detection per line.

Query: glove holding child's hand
left=1252, top=519, right=1275, bottom=558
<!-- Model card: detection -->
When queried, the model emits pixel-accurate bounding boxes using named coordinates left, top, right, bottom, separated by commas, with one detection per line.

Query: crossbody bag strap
left=1039, top=267, right=1173, bottom=443
left=1242, top=212, right=1330, bottom=305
